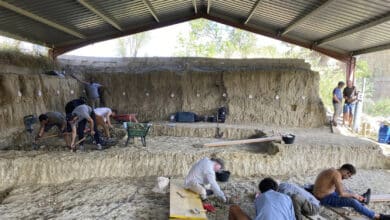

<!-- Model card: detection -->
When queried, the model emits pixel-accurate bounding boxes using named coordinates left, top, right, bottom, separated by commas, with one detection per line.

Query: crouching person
left=68, top=104, right=103, bottom=152
left=37, top=112, right=71, bottom=147
left=184, top=157, right=227, bottom=202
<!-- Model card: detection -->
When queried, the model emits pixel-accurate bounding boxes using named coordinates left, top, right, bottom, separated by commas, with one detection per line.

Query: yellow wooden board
left=169, top=180, right=207, bottom=220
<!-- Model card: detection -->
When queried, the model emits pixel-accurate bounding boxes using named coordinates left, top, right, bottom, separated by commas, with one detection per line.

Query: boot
left=380, top=214, right=390, bottom=220
left=361, top=188, right=371, bottom=205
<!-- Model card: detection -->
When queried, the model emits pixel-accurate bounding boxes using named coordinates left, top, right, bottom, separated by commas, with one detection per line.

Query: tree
left=175, top=19, right=257, bottom=58
left=116, top=32, right=150, bottom=57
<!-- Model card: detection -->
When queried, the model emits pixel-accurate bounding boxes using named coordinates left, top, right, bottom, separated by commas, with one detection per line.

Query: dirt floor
left=0, top=170, right=389, bottom=219
left=0, top=124, right=389, bottom=219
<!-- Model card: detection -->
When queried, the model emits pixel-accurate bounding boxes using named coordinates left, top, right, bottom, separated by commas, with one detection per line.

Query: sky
left=0, top=20, right=286, bottom=58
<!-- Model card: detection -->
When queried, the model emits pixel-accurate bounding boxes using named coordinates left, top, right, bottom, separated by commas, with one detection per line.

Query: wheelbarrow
left=125, top=122, right=152, bottom=147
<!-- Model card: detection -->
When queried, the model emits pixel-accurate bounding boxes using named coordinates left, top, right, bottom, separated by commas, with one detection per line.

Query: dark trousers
left=77, top=112, right=101, bottom=145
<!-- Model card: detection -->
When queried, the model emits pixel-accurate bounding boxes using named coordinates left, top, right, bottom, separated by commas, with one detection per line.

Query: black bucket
left=216, top=170, right=230, bottom=182
left=282, top=134, right=295, bottom=144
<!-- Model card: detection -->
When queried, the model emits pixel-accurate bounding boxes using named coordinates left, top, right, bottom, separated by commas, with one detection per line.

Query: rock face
left=0, top=56, right=326, bottom=148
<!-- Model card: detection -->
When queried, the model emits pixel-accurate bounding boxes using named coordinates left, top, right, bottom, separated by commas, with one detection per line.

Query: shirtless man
left=313, top=164, right=389, bottom=220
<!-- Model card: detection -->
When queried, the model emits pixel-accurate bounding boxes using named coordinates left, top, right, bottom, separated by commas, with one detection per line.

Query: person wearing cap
left=184, top=157, right=227, bottom=202
left=332, top=81, right=345, bottom=126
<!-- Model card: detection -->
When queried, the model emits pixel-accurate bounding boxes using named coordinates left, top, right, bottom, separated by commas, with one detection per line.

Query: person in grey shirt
left=68, top=104, right=102, bottom=151
left=71, top=74, right=103, bottom=108
left=184, top=157, right=226, bottom=202
left=37, top=112, right=72, bottom=147
left=278, top=182, right=320, bottom=220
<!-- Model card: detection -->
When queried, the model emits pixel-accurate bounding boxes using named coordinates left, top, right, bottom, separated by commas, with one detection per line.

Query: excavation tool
left=70, top=137, right=86, bottom=152
left=23, top=115, right=38, bottom=150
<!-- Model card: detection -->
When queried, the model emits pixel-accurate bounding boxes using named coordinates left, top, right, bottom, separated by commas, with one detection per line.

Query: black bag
left=175, top=112, right=196, bottom=123
left=217, top=107, right=227, bottom=123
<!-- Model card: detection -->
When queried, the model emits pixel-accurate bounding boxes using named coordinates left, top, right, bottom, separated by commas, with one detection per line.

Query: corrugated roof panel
left=4, top=0, right=116, bottom=36
left=212, top=0, right=255, bottom=22
left=152, top=0, right=193, bottom=18
left=92, top=0, right=153, bottom=27
left=0, top=8, right=77, bottom=46
left=250, top=0, right=322, bottom=29
left=327, top=22, right=390, bottom=51
left=291, top=0, right=390, bottom=40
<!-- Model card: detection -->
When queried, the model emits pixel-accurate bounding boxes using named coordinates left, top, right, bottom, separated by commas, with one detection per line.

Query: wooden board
left=203, top=136, right=281, bottom=147
left=326, top=207, right=369, bottom=220
left=169, top=180, right=207, bottom=220
left=371, top=194, right=390, bottom=202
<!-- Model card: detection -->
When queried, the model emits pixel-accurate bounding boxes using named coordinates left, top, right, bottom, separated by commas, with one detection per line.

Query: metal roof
left=0, top=0, right=389, bottom=61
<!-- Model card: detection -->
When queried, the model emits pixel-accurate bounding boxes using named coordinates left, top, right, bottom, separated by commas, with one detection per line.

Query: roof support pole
left=317, top=13, right=390, bottom=46
left=281, top=0, right=336, bottom=36
left=346, top=57, right=356, bottom=84
left=77, top=0, right=123, bottom=31
left=244, top=0, right=263, bottom=25
left=192, top=0, right=197, bottom=14
left=207, top=0, right=212, bottom=14
left=0, top=0, right=85, bottom=39
left=142, top=0, right=160, bottom=22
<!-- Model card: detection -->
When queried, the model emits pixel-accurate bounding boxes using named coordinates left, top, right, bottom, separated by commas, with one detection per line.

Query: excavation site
left=0, top=56, right=389, bottom=220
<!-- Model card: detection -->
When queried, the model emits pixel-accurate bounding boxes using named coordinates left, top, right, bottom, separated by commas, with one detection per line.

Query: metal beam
left=207, top=0, right=212, bottom=14
left=352, top=42, right=390, bottom=56
left=281, top=0, right=336, bottom=36
left=317, top=13, right=390, bottom=46
left=142, top=0, right=159, bottom=22
left=0, top=0, right=85, bottom=39
left=192, top=0, right=197, bottom=14
left=77, top=0, right=122, bottom=31
left=201, top=12, right=351, bottom=62
left=244, top=0, right=263, bottom=25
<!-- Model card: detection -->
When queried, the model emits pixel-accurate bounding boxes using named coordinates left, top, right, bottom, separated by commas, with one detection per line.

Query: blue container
left=378, top=125, right=390, bottom=144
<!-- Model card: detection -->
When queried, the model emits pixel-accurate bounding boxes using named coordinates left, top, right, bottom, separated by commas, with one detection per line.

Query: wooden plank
left=203, top=136, right=280, bottom=147
left=326, top=207, right=369, bottom=220
left=169, top=180, right=207, bottom=220
left=371, top=194, right=390, bottom=202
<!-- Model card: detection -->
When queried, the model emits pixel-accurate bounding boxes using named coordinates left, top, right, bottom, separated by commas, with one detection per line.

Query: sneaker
left=97, top=144, right=103, bottom=150
left=380, top=214, right=390, bottom=220
left=206, top=189, right=214, bottom=196
left=361, top=188, right=371, bottom=205
left=79, top=145, right=85, bottom=152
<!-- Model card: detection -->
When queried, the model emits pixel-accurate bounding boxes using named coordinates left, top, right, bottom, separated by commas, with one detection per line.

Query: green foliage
left=0, top=47, right=55, bottom=70
left=175, top=19, right=257, bottom=58
left=365, top=98, right=390, bottom=117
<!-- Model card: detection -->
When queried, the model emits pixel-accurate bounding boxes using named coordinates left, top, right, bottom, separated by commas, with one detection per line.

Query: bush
left=365, top=98, right=390, bottom=117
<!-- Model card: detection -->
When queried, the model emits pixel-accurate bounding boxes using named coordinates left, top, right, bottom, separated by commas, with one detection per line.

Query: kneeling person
left=184, top=157, right=227, bottom=202
left=68, top=104, right=103, bottom=151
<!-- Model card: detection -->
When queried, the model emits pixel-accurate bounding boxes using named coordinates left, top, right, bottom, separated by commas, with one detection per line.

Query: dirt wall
left=61, top=56, right=326, bottom=125
left=0, top=56, right=326, bottom=148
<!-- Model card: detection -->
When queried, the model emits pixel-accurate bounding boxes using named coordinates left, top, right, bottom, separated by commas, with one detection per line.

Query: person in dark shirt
left=332, top=81, right=345, bottom=126
left=342, top=80, right=358, bottom=127
left=65, top=97, right=87, bottom=115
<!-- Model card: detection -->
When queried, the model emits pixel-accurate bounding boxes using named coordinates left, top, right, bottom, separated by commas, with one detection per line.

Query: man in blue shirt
left=332, top=81, right=345, bottom=126
left=228, top=178, right=295, bottom=220
left=71, top=74, right=103, bottom=108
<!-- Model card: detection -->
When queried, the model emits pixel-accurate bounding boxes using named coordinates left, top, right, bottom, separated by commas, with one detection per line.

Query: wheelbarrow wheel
left=141, top=136, right=146, bottom=147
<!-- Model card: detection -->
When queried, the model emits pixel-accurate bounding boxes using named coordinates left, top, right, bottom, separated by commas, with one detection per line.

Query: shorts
left=343, top=103, right=355, bottom=114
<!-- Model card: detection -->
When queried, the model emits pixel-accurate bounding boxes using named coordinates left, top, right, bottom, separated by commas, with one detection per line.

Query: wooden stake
left=203, top=136, right=281, bottom=147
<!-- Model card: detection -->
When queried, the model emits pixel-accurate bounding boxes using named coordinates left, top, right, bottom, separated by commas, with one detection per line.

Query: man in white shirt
left=184, top=157, right=227, bottom=202
left=94, top=107, right=117, bottom=137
